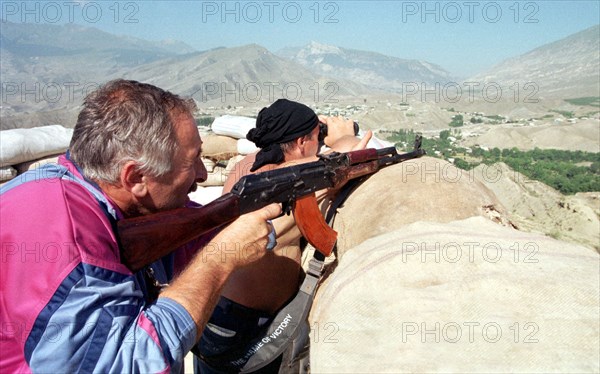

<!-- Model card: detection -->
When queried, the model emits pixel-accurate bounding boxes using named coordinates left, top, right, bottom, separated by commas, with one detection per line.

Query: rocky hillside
left=0, top=21, right=196, bottom=128
left=0, top=21, right=196, bottom=87
left=0, top=22, right=378, bottom=129
left=473, top=162, right=599, bottom=252
left=117, top=44, right=376, bottom=107
left=468, top=25, right=600, bottom=98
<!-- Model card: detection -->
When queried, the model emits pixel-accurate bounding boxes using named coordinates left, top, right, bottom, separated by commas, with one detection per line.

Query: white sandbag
left=237, top=138, right=259, bottom=155
left=0, top=166, right=17, bottom=182
left=14, top=154, right=61, bottom=174
left=0, top=125, right=73, bottom=167
left=189, top=186, right=223, bottom=205
left=211, top=115, right=256, bottom=139
left=198, top=166, right=228, bottom=187
left=361, top=131, right=394, bottom=149
left=310, top=217, right=600, bottom=373
left=201, top=158, right=216, bottom=173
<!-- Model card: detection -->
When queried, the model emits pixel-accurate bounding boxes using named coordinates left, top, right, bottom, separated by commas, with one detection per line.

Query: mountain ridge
left=1, top=22, right=598, bottom=129
left=278, top=41, right=455, bottom=92
left=468, top=25, right=600, bottom=97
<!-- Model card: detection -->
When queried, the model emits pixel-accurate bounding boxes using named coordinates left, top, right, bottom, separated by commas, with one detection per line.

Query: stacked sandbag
left=330, top=156, right=512, bottom=258
left=211, top=115, right=259, bottom=156
left=0, top=125, right=73, bottom=183
left=200, top=132, right=240, bottom=161
left=0, top=125, right=73, bottom=167
left=309, top=217, right=599, bottom=373
left=0, top=166, right=17, bottom=182
left=189, top=117, right=247, bottom=203
left=14, top=155, right=62, bottom=174
left=188, top=186, right=224, bottom=206
left=211, top=115, right=256, bottom=139
left=191, top=116, right=256, bottom=203
left=192, top=115, right=261, bottom=204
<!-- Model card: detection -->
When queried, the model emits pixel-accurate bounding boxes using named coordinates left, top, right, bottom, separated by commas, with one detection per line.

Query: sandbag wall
left=190, top=115, right=259, bottom=204
left=0, top=118, right=258, bottom=206
left=0, top=125, right=73, bottom=183
left=1, top=116, right=392, bottom=205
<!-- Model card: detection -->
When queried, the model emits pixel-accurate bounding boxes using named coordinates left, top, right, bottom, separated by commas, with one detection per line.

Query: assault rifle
left=117, top=136, right=425, bottom=272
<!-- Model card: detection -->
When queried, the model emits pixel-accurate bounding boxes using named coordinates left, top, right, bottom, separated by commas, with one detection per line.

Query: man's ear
left=296, top=136, right=309, bottom=156
left=120, top=161, right=147, bottom=198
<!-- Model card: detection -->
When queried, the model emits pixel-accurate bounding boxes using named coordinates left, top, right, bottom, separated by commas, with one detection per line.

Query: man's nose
left=196, top=161, right=208, bottom=183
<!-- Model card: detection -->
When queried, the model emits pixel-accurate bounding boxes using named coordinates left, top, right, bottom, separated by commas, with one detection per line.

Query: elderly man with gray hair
left=0, top=79, right=280, bottom=373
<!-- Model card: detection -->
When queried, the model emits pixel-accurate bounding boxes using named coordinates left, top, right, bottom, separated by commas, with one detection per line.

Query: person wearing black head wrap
left=195, top=99, right=370, bottom=374
left=247, top=99, right=318, bottom=171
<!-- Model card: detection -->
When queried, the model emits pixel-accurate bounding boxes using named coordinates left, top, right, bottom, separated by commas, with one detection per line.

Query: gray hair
left=280, top=131, right=316, bottom=155
left=69, top=79, right=196, bottom=184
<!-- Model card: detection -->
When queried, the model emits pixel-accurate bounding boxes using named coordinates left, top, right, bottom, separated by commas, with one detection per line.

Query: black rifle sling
left=251, top=180, right=363, bottom=370
left=284, top=178, right=365, bottom=368
left=325, top=178, right=365, bottom=226
left=196, top=253, right=325, bottom=372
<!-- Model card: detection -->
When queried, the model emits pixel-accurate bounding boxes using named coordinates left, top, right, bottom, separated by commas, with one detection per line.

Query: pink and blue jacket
left=1, top=155, right=199, bottom=373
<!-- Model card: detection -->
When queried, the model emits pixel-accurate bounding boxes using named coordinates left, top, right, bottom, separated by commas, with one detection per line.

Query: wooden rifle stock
left=117, top=194, right=240, bottom=272
left=117, top=138, right=426, bottom=272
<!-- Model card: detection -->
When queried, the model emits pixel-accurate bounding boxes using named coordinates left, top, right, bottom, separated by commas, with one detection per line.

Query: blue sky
left=2, top=1, right=599, bottom=77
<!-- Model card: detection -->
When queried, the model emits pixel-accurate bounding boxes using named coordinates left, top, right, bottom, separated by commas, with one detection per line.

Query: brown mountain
left=468, top=25, right=600, bottom=98
left=278, top=41, right=455, bottom=92
left=116, top=44, right=378, bottom=108
left=0, top=21, right=197, bottom=129
left=1, top=21, right=377, bottom=129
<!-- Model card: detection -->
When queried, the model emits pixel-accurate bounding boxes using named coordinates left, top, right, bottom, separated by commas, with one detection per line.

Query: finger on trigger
left=260, top=203, right=282, bottom=220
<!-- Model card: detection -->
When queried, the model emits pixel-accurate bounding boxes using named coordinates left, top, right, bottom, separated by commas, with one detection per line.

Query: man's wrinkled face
left=144, top=110, right=207, bottom=212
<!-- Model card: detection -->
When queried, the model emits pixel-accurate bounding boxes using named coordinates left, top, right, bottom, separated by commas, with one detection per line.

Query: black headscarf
left=247, top=99, right=318, bottom=171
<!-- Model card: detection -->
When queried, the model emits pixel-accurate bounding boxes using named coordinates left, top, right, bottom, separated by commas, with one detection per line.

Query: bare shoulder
left=223, top=153, right=256, bottom=193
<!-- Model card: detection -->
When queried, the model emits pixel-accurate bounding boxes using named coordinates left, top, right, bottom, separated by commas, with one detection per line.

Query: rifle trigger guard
left=282, top=201, right=294, bottom=216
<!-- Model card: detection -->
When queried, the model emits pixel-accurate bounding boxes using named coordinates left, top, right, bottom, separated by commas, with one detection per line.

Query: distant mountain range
left=113, top=44, right=375, bottom=105
left=0, top=21, right=197, bottom=122
left=1, top=21, right=598, bottom=129
left=469, top=25, right=599, bottom=98
left=1, top=21, right=195, bottom=59
left=278, top=41, right=455, bottom=92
